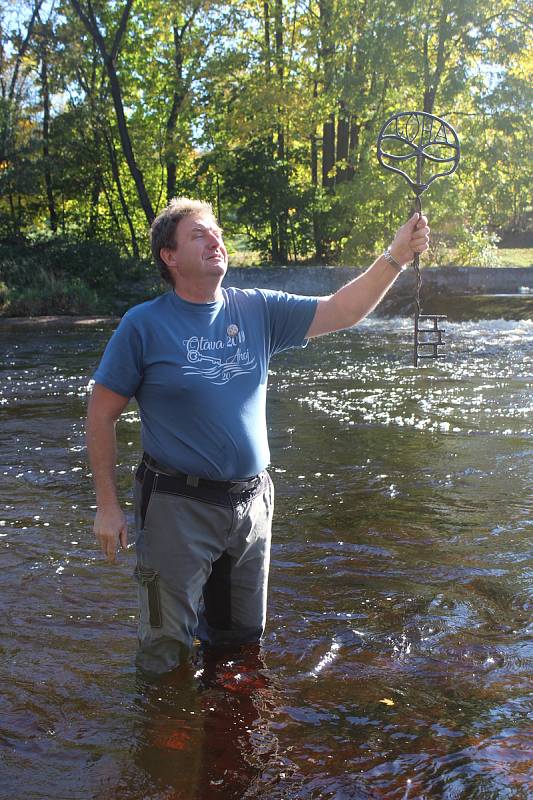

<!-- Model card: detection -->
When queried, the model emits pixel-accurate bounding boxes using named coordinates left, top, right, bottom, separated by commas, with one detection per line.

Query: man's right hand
left=86, top=383, right=131, bottom=564
left=94, top=506, right=128, bottom=563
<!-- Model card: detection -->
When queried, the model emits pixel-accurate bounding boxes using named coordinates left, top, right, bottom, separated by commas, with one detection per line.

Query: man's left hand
left=389, top=213, right=430, bottom=268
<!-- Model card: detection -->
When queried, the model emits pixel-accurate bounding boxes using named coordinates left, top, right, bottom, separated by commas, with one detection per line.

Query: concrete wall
left=223, top=265, right=533, bottom=297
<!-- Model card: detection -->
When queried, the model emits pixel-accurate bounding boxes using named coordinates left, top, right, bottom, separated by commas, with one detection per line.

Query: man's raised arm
left=307, top=213, right=430, bottom=338
left=86, top=383, right=131, bottom=563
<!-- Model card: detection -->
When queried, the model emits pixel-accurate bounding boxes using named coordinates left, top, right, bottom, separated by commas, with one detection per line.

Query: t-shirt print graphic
left=182, top=334, right=257, bottom=385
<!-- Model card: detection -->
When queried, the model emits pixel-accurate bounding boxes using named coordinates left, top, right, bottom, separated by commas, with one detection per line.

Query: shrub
left=0, top=238, right=146, bottom=288
left=0, top=237, right=152, bottom=315
left=456, top=227, right=502, bottom=267
left=2, top=269, right=99, bottom=316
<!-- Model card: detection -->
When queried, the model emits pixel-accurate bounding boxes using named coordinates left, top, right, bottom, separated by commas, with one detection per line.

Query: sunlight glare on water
left=291, top=317, right=533, bottom=436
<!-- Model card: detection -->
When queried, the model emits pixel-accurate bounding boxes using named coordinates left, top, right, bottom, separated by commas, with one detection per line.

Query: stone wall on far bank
left=223, top=265, right=533, bottom=299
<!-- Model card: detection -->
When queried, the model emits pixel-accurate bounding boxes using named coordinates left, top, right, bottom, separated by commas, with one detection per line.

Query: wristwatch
left=382, top=248, right=407, bottom=272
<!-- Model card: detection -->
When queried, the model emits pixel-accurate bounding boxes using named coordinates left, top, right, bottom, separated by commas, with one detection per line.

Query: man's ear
left=160, top=247, right=178, bottom=268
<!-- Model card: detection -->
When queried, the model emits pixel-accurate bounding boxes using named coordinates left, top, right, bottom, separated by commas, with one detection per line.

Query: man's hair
left=150, top=197, right=216, bottom=285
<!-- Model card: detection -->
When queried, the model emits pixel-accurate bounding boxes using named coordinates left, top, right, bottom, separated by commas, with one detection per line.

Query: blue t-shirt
left=93, top=287, right=317, bottom=479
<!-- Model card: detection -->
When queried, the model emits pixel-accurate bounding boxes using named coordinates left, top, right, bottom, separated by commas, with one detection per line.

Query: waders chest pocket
left=134, top=564, right=162, bottom=628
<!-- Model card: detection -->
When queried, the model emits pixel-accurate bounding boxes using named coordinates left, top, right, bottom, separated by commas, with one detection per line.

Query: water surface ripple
left=0, top=315, right=532, bottom=799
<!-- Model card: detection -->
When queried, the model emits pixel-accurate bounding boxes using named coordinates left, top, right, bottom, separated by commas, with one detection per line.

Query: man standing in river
left=87, top=197, right=429, bottom=675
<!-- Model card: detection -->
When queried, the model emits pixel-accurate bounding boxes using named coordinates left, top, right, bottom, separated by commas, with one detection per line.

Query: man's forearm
left=307, top=255, right=402, bottom=337
left=307, top=213, right=429, bottom=338
left=86, top=414, right=121, bottom=509
left=331, top=254, right=402, bottom=329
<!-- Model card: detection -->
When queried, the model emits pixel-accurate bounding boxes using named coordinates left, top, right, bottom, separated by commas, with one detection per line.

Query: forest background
left=0, top=0, right=531, bottom=315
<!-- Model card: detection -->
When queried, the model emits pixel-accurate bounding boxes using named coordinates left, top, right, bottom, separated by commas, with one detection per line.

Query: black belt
left=142, top=453, right=262, bottom=493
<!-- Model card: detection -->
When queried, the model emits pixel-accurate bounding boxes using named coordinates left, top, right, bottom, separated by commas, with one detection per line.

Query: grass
left=496, top=249, right=533, bottom=267
left=437, top=248, right=533, bottom=268
left=227, top=250, right=263, bottom=267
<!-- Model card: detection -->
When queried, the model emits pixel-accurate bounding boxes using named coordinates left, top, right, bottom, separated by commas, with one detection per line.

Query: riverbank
left=1, top=259, right=532, bottom=319
left=0, top=315, right=117, bottom=326
left=2, top=266, right=533, bottom=324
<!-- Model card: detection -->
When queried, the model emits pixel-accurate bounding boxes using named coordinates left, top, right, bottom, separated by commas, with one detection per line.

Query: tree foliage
left=0, top=0, right=530, bottom=264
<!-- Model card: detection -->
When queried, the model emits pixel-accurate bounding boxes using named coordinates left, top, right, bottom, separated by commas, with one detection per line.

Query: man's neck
left=173, top=279, right=223, bottom=304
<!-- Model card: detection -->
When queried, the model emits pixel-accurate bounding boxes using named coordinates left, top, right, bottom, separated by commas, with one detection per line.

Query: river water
left=1, top=308, right=532, bottom=799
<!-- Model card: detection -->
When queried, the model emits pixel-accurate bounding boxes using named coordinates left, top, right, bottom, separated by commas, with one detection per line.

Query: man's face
left=169, top=213, right=228, bottom=283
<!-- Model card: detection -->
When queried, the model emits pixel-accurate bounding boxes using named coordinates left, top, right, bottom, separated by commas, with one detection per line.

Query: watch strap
left=383, top=248, right=406, bottom=272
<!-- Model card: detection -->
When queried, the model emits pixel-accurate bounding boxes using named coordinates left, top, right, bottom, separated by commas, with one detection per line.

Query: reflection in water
left=0, top=314, right=532, bottom=799
left=125, top=645, right=276, bottom=800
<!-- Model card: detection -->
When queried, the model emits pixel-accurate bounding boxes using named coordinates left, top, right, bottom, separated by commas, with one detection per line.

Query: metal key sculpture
left=377, top=111, right=460, bottom=366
